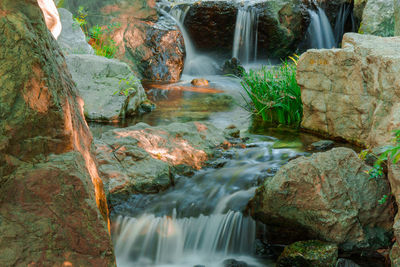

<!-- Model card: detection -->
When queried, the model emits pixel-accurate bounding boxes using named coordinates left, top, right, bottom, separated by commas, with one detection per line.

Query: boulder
left=353, top=0, right=368, bottom=24
left=277, top=240, right=338, bottom=267
left=249, top=148, right=393, bottom=250
left=0, top=1, right=115, bottom=265
left=95, top=122, right=226, bottom=198
left=57, top=8, right=94, bottom=54
left=65, top=54, right=147, bottom=121
left=389, top=160, right=400, bottom=264
left=62, top=0, right=185, bottom=82
left=297, top=33, right=400, bottom=148
left=191, top=78, right=209, bottom=86
left=181, top=0, right=308, bottom=58
left=359, top=0, right=394, bottom=36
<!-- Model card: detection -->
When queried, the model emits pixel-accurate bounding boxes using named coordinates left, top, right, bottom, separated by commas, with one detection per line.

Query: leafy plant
left=73, top=6, right=120, bottom=59
left=240, top=55, right=302, bottom=126
left=114, top=75, right=139, bottom=96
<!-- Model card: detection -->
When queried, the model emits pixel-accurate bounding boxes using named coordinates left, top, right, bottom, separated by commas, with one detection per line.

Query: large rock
left=57, top=8, right=94, bottom=54
left=62, top=0, right=185, bottom=82
left=249, top=148, right=393, bottom=250
left=359, top=0, right=394, bottom=36
left=180, top=0, right=307, bottom=58
left=389, top=161, right=400, bottom=265
left=297, top=33, right=400, bottom=148
left=0, top=1, right=115, bottom=265
left=65, top=54, right=147, bottom=121
left=95, top=122, right=226, bottom=198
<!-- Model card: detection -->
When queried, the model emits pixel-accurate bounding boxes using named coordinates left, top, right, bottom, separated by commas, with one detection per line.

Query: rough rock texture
left=297, top=33, right=400, bottom=148
left=389, top=161, right=400, bottom=265
left=0, top=1, right=115, bottom=265
left=95, top=122, right=226, bottom=198
left=354, top=0, right=368, bottom=24
left=181, top=0, right=307, bottom=58
left=395, top=0, right=400, bottom=36
left=65, top=54, right=147, bottom=121
left=62, top=0, right=185, bottom=82
left=359, top=0, right=394, bottom=36
left=57, top=8, right=94, bottom=54
left=249, top=148, right=393, bottom=250
left=277, top=240, right=338, bottom=267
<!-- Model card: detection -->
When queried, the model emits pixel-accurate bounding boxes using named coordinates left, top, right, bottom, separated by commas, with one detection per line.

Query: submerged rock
left=297, top=33, right=400, bottom=147
left=57, top=8, right=94, bottom=54
left=65, top=54, right=147, bottom=121
left=310, top=140, right=335, bottom=151
left=277, top=240, right=338, bottom=267
left=0, top=1, right=115, bottom=265
left=249, top=147, right=393, bottom=250
left=95, top=122, right=226, bottom=198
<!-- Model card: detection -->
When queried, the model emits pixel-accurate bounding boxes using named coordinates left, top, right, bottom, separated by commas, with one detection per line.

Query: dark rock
left=224, top=125, right=241, bottom=139
left=0, top=1, right=115, bottom=265
left=277, top=240, right=338, bottom=267
left=310, top=140, right=335, bottom=151
left=223, top=258, right=248, bottom=267
left=221, top=58, right=245, bottom=77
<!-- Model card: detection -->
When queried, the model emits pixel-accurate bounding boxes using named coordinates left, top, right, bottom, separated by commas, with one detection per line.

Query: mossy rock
left=272, top=140, right=303, bottom=149
left=277, top=240, right=338, bottom=267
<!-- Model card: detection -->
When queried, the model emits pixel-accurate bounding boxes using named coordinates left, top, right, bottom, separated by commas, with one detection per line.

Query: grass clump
left=240, top=56, right=302, bottom=126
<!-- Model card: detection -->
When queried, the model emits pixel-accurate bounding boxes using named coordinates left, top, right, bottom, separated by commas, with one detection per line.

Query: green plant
left=240, top=55, right=302, bottom=126
left=73, top=6, right=120, bottom=59
left=114, top=75, right=140, bottom=96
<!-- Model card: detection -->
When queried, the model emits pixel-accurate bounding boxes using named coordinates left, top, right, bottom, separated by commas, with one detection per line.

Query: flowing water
left=333, top=3, right=356, bottom=47
left=232, top=4, right=259, bottom=64
left=307, top=6, right=336, bottom=49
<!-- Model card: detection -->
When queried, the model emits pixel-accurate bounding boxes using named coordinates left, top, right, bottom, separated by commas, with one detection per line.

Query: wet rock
left=310, top=140, right=334, bottom=151
left=297, top=33, right=400, bottom=147
left=273, top=140, right=303, bottom=149
left=223, top=125, right=241, bottom=139
left=180, top=0, right=307, bottom=58
left=95, top=122, right=226, bottom=197
left=191, top=78, right=209, bottom=86
left=65, top=54, right=147, bottom=121
left=249, top=148, right=393, bottom=250
left=0, top=1, right=115, bottom=265
left=57, top=8, right=94, bottom=54
left=221, top=58, right=245, bottom=77
left=335, top=258, right=360, bottom=267
left=223, top=258, right=248, bottom=267
left=359, top=0, right=394, bottom=36
left=277, top=240, right=338, bottom=267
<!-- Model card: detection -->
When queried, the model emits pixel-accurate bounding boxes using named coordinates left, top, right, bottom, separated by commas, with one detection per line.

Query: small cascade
left=333, top=3, right=356, bottom=47
left=307, top=5, right=335, bottom=49
left=160, top=5, right=218, bottom=76
left=232, top=5, right=259, bottom=64
left=113, top=210, right=257, bottom=266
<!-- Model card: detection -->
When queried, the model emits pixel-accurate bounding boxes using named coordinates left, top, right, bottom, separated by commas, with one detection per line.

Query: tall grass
left=240, top=57, right=302, bottom=126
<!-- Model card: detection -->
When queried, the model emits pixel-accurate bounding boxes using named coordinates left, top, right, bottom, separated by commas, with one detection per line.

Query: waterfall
left=113, top=210, right=257, bottom=266
left=160, top=5, right=218, bottom=76
left=232, top=5, right=259, bottom=64
left=307, top=6, right=335, bottom=49
left=333, top=3, right=356, bottom=47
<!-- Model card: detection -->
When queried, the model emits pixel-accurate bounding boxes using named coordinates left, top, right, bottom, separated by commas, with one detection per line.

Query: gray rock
left=57, top=8, right=94, bottom=55
left=95, top=122, right=226, bottom=197
left=359, top=0, right=394, bottom=36
left=335, top=258, right=360, bottom=267
left=311, top=140, right=334, bottom=151
left=249, top=147, right=393, bottom=250
left=65, top=54, right=147, bottom=121
left=395, top=0, right=400, bottom=36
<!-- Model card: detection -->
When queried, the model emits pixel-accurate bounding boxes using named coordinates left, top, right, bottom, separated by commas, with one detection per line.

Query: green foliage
left=240, top=56, right=302, bottom=126
left=114, top=75, right=139, bottom=96
left=378, top=195, right=389, bottom=205
left=73, top=6, right=120, bottom=59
